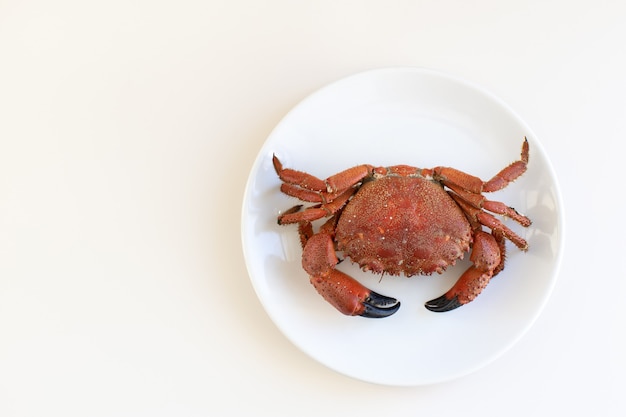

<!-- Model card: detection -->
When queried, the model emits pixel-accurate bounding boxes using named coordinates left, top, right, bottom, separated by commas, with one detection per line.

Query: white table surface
left=1, top=1, right=623, bottom=416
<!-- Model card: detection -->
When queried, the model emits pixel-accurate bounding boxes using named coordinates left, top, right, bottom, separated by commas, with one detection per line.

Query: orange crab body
left=274, top=139, right=531, bottom=318
left=336, top=174, right=471, bottom=277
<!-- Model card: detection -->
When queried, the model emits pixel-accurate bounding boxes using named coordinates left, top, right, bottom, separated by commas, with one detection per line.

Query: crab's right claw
left=310, top=270, right=400, bottom=318
left=425, top=231, right=501, bottom=313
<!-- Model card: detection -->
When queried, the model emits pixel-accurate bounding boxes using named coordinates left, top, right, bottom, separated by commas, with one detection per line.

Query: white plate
left=241, top=68, right=563, bottom=386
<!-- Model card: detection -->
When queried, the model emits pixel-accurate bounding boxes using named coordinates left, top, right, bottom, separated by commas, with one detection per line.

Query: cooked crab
left=274, top=138, right=531, bottom=318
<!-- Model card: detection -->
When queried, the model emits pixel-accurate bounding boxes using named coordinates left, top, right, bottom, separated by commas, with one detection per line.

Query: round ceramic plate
left=241, top=68, right=563, bottom=386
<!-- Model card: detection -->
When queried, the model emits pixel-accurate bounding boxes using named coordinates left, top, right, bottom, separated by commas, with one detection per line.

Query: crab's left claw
left=310, top=270, right=400, bottom=318
left=425, top=231, right=502, bottom=313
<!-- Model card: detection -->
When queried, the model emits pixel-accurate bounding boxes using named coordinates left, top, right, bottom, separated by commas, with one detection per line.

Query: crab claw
left=302, top=233, right=400, bottom=318
left=424, top=231, right=502, bottom=313
left=361, top=291, right=401, bottom=318
left=424, top=294, right=462, bottom=312
left=310, top=270, right=400, bottom=318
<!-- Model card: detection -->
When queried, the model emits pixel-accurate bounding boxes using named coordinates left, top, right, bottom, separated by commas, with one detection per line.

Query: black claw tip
left=367, top=291, right=398, bottom=307
left=361, top=302, right=401, bottom=318
left=424, top=294, right=462, bottom=312
left=360, top=291, right=400, bottom=318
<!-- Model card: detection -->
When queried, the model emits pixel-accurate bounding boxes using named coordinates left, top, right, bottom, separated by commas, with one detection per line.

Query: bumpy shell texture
left=335, top=176, right=472, bottom=276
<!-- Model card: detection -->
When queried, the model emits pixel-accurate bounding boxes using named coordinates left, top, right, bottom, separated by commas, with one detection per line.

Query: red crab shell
left=336, top=173, right=472, bottom=277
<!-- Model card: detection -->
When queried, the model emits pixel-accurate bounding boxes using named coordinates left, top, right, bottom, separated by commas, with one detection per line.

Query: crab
left=273, top=138, right=531, bottom=318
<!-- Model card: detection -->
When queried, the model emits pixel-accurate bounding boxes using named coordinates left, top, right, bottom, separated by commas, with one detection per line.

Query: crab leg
left=434, top=138, right=529, bottom=194
left=325, top=164, right=373, bottom=193
left=446, top=186, right=531, bottom=227
left=425, top=231, right=502, bottom=312
left=300, top=230, right=400, bottom=318
left=273, top=154, right=373, bottom=199
left=273, top=155, right=327, bottom=192
left=483, top=138, right=529, bottom=192
left=451, top=195, right=529, bottom=250
left=277, top=187, right=356, bottom=225
left=279, top=183, right=344, bottom=203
